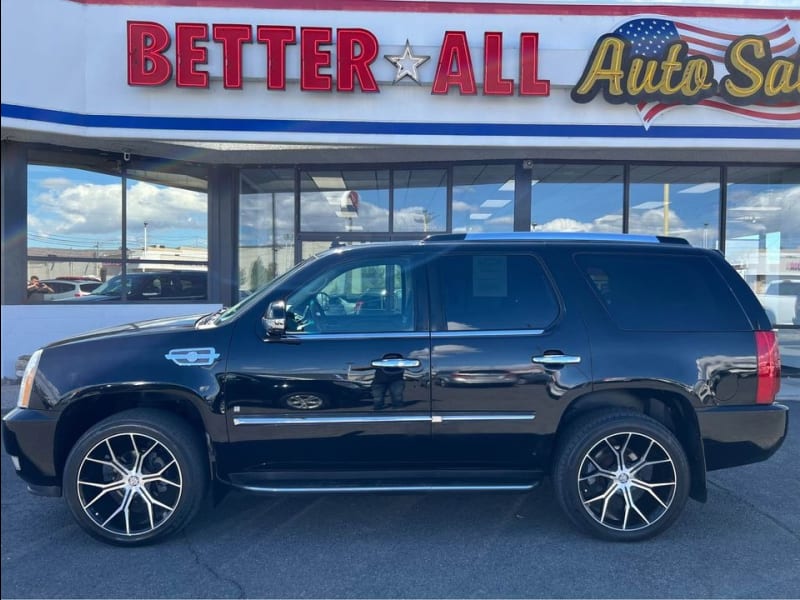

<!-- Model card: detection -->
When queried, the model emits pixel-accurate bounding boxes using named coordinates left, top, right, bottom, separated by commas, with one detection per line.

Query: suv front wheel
left=553, top=410, right=690, bottom=541
left=63, top=408, right=209, bottom=546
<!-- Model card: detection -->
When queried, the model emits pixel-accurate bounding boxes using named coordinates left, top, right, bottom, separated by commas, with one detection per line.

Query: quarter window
left=576, top=252, right=750, bottom=331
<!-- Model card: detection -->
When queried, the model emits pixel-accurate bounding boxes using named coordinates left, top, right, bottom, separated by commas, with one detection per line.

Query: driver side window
left=286, top=259, right=414, bottom=334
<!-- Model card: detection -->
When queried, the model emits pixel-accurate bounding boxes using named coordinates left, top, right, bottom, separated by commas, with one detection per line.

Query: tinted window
left=576, top=252, right=750, bottom=331
left=436, top=253, right=559, bottom=331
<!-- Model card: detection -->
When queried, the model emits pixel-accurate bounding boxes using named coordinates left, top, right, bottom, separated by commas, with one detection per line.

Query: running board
left=224, top=469, right=543, bottom=494
left=228, top=482, right=539, bottom=494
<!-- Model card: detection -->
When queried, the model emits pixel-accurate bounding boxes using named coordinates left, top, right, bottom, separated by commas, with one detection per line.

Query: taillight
left=755, top=330, right=781, bottom=404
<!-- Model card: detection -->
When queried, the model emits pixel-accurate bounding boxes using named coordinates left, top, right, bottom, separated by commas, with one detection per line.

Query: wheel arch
left=556, top=387, right=707, bottom=502
left=53, top=385, right=217, bottom=484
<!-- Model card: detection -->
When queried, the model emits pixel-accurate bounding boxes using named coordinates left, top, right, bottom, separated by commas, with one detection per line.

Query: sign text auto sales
left=126, top=22, right=550, bottom=96
left=572, top=34, right=799, bottom=106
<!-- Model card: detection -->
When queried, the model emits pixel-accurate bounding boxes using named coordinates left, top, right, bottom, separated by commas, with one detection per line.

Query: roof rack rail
left=422, top=232, right=690, bottom=245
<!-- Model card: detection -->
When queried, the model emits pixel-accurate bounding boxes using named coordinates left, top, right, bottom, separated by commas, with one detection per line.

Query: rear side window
left=576, top=252, right=750, bottom=331
left=435, top=253, right=559, bottom=331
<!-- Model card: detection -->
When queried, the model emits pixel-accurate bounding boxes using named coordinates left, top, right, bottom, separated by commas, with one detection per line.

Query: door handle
left=371, top=358, right=421, bottom=368
left=532, top=354, right=581, bottom=365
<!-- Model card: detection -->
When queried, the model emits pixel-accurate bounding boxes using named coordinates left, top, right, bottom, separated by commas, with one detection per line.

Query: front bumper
left=697, top=403, right=789, bottom=471
left=2, top=407, right=61, bottom=493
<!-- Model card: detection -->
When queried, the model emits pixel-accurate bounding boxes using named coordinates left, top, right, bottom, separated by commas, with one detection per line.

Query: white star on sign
left=384, top=40, right=430, bottom=84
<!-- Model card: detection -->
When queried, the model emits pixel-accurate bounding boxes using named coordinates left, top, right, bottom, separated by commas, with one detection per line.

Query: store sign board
left=572, top=17, right=799, bottom=127
left=127, top=22, right=549, bottom=96
left=126, top=15, right=797, bottom=128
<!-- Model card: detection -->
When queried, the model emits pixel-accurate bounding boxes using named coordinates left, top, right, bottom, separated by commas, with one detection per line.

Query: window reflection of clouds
left=453, top=165, right=515, bottom=233
left=727, top=183, right=800, bottom=243
left=628, top=167, right=720, bottom=248
left=531, top=166, right=624, bottom=235
left=394, top=169, right=447, bottom=233
left=28, top=166, right=208, bottom=251
left=300, top=170, right=390, bottom=232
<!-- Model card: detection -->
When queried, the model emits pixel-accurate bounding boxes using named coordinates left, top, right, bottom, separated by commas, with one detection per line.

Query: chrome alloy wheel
left=284, top=393, right=326, bottom=410
left=75, top=432, right=183, bottom=537
left=577, top=431, right=677, bottom=532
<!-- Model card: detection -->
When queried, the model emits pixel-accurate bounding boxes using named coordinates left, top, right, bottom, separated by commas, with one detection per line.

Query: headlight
left=17, top=349, right=42, bottom=409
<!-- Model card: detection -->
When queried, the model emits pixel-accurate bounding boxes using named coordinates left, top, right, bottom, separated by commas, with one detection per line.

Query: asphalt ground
left=1, top=382, right=798, bottom=599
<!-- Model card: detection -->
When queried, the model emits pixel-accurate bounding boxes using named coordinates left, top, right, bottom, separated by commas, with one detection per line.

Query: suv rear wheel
left=63, top=408, right=208, bottom=546
left=553, top=409, right=690, bottom=541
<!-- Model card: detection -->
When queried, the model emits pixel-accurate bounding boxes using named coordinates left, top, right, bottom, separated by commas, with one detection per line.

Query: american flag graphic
left=613, top=18, right=800, bottom=128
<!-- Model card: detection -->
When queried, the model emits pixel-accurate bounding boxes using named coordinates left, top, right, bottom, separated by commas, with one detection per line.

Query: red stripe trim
left=675, top=21, right=742, bottom=41
left=680, top=34, right=730, bottom=52
left=676, top=21, right=793, bottom=43
left=66, top=0, right=800, bottom=19
left=764, top=23, right=793, bottom=40
left=642, top=102, right=676, bottom=123
left=700, top=99, right=800, bottom=120
left=772, top=38, right=799, bottom=54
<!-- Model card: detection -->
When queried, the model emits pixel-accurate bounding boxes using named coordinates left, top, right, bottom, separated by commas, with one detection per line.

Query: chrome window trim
left=233, top=413, right=535, bottom=426
left=432, top=329, right=544, bottom=338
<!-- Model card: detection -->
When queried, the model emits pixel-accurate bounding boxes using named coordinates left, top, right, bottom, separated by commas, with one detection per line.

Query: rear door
left=428, top=247, right=592, bottom=468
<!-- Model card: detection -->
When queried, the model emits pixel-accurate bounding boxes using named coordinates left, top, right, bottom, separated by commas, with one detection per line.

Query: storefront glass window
left=300, top=169, right=390, bottom=232
left=240, top=169, right=296, bottom=294
left=26, top=157, right=209, bottom=304
left=452, top=165, right=515, bottom=233
left=26, top=164, right=122, bottom=303
left=725, top=166, right=800, bottom=328
left=629, top=165, right=720, bottom=249
left=393, top=169, right=447, bottom=232
left=530, top=164, right=623, bottom=233
left=124, top=169, right=208, bottom=277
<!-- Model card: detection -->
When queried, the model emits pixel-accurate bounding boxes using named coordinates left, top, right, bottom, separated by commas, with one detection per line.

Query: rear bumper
left=2, top=407, right=61, bottom=493
left=697, top=403, right=789, bottom=471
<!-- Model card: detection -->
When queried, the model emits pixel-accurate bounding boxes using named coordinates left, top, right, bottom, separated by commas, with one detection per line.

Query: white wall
left=1, top=304, right=221, bottom=379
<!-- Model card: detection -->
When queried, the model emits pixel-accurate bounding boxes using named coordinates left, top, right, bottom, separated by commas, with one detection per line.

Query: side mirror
left=263, top=300, right=286, bottom=337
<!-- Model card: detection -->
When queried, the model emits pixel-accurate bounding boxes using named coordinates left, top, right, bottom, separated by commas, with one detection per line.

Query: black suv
left=3, top=233, right=788, bottom=545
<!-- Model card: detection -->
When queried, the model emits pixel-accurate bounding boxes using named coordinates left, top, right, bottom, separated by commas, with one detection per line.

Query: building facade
left=1, top=0, right=799, bottom=378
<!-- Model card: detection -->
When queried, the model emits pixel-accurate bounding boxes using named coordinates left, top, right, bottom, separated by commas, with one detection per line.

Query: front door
left=224, top=250, right=432, bottom=471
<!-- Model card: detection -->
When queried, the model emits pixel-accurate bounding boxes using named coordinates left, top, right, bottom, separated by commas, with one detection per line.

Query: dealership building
left=1, top=0, right=798, bottom=378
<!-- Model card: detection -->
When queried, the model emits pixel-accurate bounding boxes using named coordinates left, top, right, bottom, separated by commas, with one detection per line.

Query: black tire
left=63, top=408, right=209, bottom=546
left=553, top=409, right=690, bottom=542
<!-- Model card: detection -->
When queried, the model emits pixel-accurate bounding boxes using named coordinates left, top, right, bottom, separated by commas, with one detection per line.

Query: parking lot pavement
left=2, top=403, right=799, bottom=599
